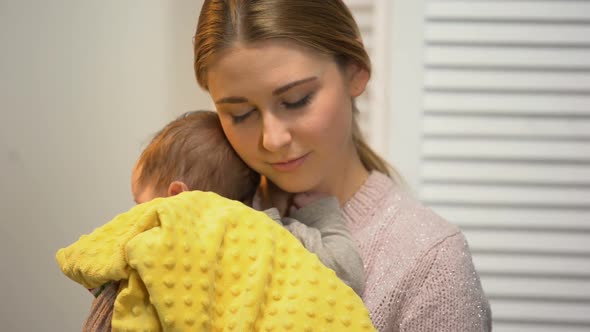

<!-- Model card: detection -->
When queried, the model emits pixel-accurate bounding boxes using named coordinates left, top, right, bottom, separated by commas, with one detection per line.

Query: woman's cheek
left=310, top=97, right=350, bottom=140
left=226, top=126, right=262, bottom=168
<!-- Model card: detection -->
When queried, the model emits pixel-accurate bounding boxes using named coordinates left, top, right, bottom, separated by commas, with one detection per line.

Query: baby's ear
left=167, top=181, right=189, bottom=197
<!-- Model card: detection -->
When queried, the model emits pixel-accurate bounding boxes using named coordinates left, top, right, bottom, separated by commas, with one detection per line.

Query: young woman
left=192, top=0, right=492, bottom=331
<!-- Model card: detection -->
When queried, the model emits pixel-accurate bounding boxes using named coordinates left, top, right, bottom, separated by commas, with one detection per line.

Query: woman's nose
left=261, top=113, right=292, bottom=152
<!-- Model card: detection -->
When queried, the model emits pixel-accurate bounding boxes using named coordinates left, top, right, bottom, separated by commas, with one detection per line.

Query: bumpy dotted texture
left=56, top=191, right=375, bottom=331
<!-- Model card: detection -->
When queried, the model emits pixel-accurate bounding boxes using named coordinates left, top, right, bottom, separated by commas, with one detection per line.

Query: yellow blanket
left=56, top=191, right=375, bottom=331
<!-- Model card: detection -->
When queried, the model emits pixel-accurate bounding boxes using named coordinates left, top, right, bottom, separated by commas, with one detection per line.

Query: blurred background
left=1, top=0, right=588, bottom=331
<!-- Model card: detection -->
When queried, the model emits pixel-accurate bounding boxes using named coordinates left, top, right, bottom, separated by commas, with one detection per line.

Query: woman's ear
left=346, top=63, right=370, bottom=97
left=167, top=181, right=189, bottom=197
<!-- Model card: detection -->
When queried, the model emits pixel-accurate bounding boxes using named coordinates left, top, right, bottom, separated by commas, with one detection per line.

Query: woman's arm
left=82, top=282, right=118, bottom=332
left=400, top=234, right=492, bottom=332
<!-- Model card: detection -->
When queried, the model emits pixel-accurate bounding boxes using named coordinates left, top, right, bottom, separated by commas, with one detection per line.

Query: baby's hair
left=136, top=110, right=260, bottom=202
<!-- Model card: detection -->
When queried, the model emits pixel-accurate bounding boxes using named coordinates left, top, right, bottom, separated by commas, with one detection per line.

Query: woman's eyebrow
left=273, top=76, right=317, bottom=95
left=215, top=76, right=317, bottom=104
left=215, top=96, right=249, bottom=104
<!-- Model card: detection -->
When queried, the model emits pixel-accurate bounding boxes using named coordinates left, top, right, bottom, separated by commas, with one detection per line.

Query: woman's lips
left=271, top=153, right=309, bottom=172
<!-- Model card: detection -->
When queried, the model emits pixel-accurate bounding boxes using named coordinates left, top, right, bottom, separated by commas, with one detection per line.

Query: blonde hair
left=193, top=0, right=395, bottom=178
left=136, top=111, right=260, bottom=202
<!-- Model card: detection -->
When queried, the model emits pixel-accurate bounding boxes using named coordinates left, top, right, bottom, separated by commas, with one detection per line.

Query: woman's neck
left=318, top=148, right=370, bottom=207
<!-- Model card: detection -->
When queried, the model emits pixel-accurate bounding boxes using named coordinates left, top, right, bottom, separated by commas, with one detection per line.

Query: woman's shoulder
left=345, top=171, right=459, bottom=232
left=387, top=180, right=462, bottom=251
left=347, top=173, right=491, bottom=331
left=344, top=171, right=463, bottom=262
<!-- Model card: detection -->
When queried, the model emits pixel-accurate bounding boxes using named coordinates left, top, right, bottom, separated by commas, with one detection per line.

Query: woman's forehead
left=207, top=40, right=334, bottom=94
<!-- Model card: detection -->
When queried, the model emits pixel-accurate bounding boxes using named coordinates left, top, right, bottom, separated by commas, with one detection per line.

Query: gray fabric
left=264, top=197, right=365, bottom=295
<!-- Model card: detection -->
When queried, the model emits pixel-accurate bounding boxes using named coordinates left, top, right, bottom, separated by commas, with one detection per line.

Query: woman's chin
left=269, top=176, right=314, bottom=194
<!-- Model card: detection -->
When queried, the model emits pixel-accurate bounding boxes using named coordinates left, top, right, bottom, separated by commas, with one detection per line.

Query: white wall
left=0, top=1, right=208, bottom=330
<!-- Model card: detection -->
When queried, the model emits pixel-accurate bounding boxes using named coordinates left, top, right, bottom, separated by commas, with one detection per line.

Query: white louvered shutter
left=422, top=1, right=590, bottom=331
left=345, top=0, right=389, bottom=156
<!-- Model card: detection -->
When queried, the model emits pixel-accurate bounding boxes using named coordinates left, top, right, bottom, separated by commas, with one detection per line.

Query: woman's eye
left=283, top=93, right=314, bottom=109
left=231, top=110, right=253, bottom=124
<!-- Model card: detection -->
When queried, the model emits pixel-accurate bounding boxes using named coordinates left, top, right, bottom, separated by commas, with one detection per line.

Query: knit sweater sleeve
left=400, top=233, right=492, bottom=332
left=82, top=282, right=118, bottom=332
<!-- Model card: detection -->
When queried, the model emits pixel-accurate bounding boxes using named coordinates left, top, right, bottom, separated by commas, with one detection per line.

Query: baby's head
left=131, top=110, right=260, bottom=204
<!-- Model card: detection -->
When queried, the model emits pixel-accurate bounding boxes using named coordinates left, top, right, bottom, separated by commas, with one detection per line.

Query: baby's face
left=131, top=164, right=162, bottom=204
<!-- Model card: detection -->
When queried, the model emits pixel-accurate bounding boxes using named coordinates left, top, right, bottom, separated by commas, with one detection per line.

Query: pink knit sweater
left=345, top=172, right=491, bottom=331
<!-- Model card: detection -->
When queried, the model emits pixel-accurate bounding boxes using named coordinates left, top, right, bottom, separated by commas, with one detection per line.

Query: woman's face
left=206, top=40, right=368, bottom=194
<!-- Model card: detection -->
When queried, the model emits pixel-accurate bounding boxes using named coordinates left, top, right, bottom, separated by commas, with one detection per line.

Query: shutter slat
left=423, top=160, right=590, bottom=185
left=424, top=92, right=590, bottom=115
left=426, top=22, right=590, bottom=46
left=344, top=0, right=373, bottom=9
left=347, top=1, right=373, bottom=37
left=424, top=115, right=590, bottom=139
left=490, top=299, right=590, bottom=325
left=351, top=10, right=372, bottom=29
left=427, top=1, right=590, bottom=21
left=425, top=46, right=590, bottom=69
left=422, top=183, right=590, bottom=207
left=430, top=205, right=590, bottom=231
left=493, top=322, right=589, bottom=332
left=345, top=0, right=374, bottom=62
left=462, top=229, right=589, bottom=255
left=425, top=70, right=590, bottom=93
left=423, top=138, right=590, bottom=161
left=482, top=275, right=590, bottom=300
left=474, top=253, right=590, bottom=278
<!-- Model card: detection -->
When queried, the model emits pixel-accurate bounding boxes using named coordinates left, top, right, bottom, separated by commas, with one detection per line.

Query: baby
left=131, top=110, right=364, bottom=292
left=82, top=110, right=364, bottom=331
